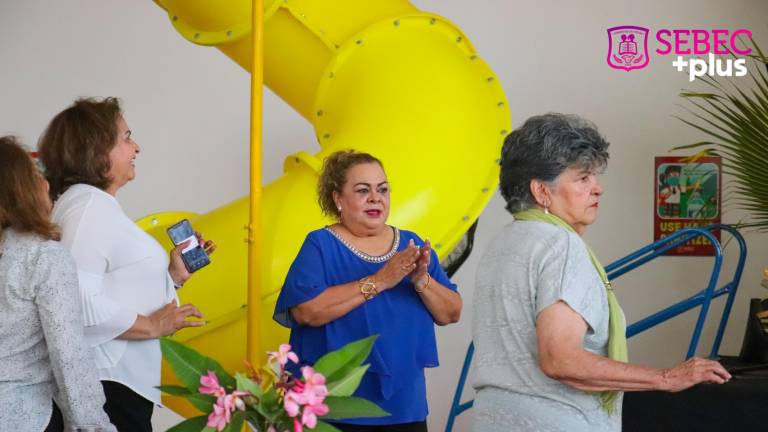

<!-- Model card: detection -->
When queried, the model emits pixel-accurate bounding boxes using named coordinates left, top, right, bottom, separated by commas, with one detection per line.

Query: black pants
left=102, top=381, right=154, bottom=432
left=44, top=382, right=152, bottom=431
left=44, top=402, right=64, bottom=432
left=332, top=421, right=428, bottom=432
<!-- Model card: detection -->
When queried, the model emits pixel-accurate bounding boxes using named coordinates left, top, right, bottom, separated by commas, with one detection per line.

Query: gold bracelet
left=359, top=277, right=378, bottom=301
left=415, top=274, right=431, bottom=294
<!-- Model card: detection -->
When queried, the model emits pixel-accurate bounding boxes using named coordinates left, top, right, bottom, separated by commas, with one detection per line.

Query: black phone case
left=182, top=247, right=210, bottom=273
left=167, top=219, right=210, bottom=273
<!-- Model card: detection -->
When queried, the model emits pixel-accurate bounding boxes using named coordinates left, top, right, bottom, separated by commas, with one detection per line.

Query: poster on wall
left=654, top=156, right=722, bottom=256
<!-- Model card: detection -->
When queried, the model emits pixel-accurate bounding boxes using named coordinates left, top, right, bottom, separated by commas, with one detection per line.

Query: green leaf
left=675, top=38, right=768, bottom=231
left=223, top=411, right=245, bottom=432
left=247, top=416, right=262, bottom=431
left=321, top=396, right=390, bottom=420
left=261, top=385, right=279, bottom=407
left=186, top=393, right=217, bottom=414
left=680, top=91, right=721, bottom=99
left=313, top=335, right=378, bottom=383
left=670, top=141, right=716, bottom=151
left=160, top=338, right=236, bottom=392
left=309, top=420, right=343, bottom=432
left=254, top=387, right=282, bottom=422
left=157, top=385, right=193, bottom=396
left=326, top=365, right=369, bottom=397
left=235, top=372, right=263, bottom=399
left=166, top=415, right=209, bottom=432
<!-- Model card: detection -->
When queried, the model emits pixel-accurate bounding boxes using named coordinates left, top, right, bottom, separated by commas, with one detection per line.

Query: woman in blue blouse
left=274, top=150, right=462, bottom=432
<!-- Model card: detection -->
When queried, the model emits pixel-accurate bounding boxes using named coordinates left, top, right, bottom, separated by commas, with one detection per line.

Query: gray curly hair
left=499, top=113, right=610, bottom=214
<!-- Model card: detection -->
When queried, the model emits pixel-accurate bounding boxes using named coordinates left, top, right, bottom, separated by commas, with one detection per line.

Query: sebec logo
left=607, top=26, right=752, bottom=81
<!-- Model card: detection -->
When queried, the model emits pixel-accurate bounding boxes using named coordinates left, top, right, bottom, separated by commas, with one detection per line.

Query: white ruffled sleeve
left=78, top=270, right=137, bottom=345
left=167, top=272, right=181, bottom=303
left=54, top=191, right=138, bottom=349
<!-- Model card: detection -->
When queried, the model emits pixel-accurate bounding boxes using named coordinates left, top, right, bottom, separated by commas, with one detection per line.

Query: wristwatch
left=359, top=277, right=378, bottom=301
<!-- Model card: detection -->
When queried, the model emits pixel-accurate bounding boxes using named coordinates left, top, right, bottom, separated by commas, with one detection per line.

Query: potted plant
left=159, top=336, right=388, bottom=432
left=675, top=38, right=768, bottom=347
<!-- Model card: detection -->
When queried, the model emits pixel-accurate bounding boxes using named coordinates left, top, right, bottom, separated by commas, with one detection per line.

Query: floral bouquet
left=159, top=335, right=388, bottom=432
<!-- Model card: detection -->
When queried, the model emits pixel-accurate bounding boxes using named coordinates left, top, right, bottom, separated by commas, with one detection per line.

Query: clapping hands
left=409, top=238, right=432, bottom=291
left=373, top=238, right=431, bottom=292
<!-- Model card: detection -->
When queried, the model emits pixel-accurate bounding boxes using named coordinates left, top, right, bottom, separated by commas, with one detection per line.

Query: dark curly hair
left=317, top=150, right=384, bottom=219
left=38, top=97, right=123, bottom=200
left=499, top=113, right=610, bottom=214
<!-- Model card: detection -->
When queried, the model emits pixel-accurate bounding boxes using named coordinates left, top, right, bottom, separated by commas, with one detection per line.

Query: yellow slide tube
left=143, top=0, right=510, bottom=417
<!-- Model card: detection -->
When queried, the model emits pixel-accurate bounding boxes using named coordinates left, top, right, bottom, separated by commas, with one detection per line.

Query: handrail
left=443, top=342, right=475, bottom=432
left=607, top=227, right=723, bottom=359
left=444, top=225, right=746, bottom=432
left=704, top=225, right=747, bottom=358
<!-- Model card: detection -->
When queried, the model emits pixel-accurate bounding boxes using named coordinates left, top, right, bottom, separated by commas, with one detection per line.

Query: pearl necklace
left=325, top=226, right=400, bottom=263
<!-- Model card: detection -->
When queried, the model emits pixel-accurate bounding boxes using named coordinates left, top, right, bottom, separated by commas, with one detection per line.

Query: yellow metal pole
left=247, top=0, right=264, bottom=366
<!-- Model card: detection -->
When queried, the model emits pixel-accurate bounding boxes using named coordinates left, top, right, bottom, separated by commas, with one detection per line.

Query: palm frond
left=673, top=39, right=768, bottom=230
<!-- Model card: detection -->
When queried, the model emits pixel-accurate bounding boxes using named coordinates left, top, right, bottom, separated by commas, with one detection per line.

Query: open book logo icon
left=607, top=26, right=650, bottom=71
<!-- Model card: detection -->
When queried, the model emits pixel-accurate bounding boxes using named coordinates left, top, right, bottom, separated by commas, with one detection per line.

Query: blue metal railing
left=444, top=225, right=746, bottom=432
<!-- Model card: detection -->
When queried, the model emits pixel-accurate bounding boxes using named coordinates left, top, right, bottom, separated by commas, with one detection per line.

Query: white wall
left=1, top=1, right=766, bottom=431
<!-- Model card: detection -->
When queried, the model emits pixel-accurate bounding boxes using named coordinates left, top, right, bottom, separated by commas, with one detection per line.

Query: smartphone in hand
left=166, top=219, right=211, bottom=273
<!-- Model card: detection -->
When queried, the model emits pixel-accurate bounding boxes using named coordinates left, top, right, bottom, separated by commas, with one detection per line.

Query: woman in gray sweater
left=471, top=114, right=731, bottom=432
left=0, top=136, right=114, bottom=431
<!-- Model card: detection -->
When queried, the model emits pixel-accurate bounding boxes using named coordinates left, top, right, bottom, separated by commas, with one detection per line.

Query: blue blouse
left=273, top=227, right=458, bottom=425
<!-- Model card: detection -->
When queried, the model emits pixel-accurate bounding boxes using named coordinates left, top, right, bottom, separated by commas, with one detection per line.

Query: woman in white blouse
left=39, top=98, right=215, bottom=431
left=0, top=136, right=114, bottom=431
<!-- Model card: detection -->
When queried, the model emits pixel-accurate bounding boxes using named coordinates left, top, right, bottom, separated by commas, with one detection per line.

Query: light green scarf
left=514, top=208, right=628, bottom=415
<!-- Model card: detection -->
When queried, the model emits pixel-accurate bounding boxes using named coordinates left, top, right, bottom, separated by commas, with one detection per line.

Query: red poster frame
left=653, top=156, right=722, bottom=256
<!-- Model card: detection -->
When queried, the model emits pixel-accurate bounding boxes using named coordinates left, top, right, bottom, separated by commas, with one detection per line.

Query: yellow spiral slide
left=139, top=0, right=509, bottom=416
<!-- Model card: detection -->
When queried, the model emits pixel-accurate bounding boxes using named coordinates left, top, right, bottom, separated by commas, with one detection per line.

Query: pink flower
left=204, top=384, right=249, bottom=432
left=301, top=366, right=326, bottom=387
left=293, top=417, right=303, bottom=432
left=223, top=390, right=249, bottom=412
left=301, top=401, right=329, bottom=429
left=284, top=389, right=303, bottom=417
left=283, top=369, right=329, bottom=428
left=199, top=371, right=226, bottom=398
left=300, top=367, right=328, bottom=405
left=268, top=344, right=299, bottom=367
left=207, top=398, right=231, bottom=431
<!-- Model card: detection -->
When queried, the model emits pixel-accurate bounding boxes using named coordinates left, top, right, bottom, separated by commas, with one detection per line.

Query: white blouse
left=52, top=184, right=178, bottom=404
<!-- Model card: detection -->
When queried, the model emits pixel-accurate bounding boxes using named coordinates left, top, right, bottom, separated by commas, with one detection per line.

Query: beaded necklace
left=325, top=225, right=400, bottom=263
